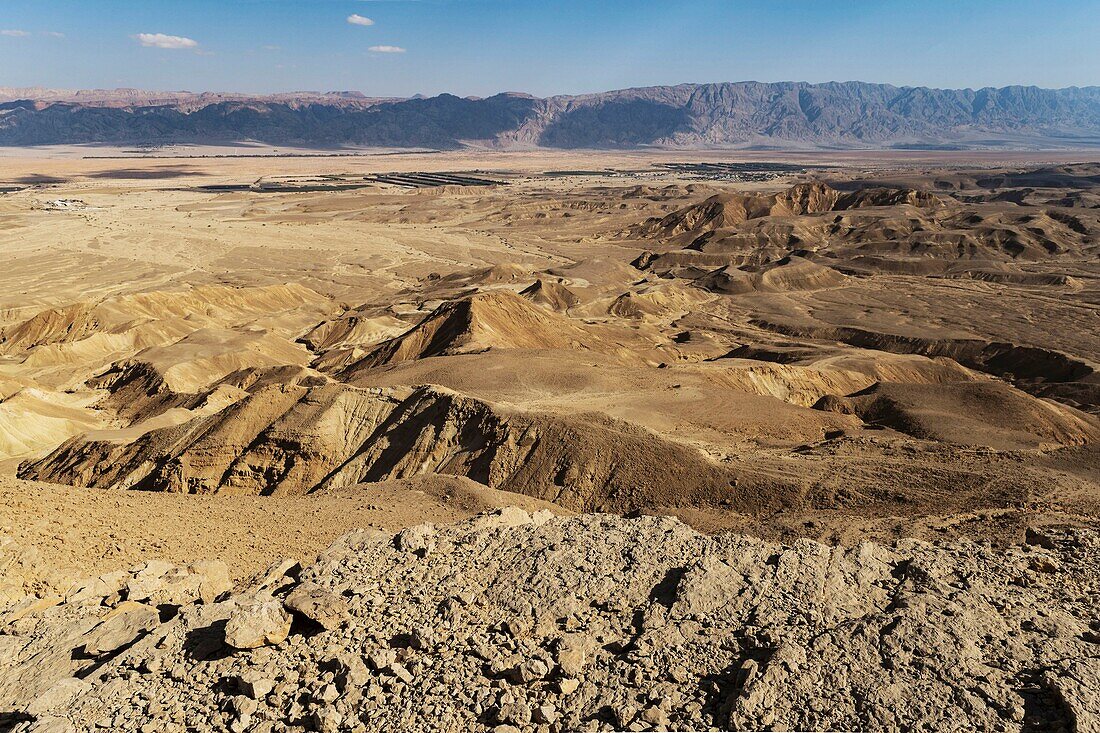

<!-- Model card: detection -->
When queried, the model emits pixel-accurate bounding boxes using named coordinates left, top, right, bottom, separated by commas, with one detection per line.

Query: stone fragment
left=26, top=677, right=90, bottom=717
left=555, top=635, right=591, bottom=676
left=81, top=601, right=160, bottom=656
left=389, top=662, right=414, bottom=684
left=531, top=509, right=555, bottom=526
left=508, top=658, right=550, bottom=684
left=224, top=599, right=292, bottom=649
left=334, top=652, right=370, bottom=691
left=533, top=703, right=558, bottom=724
left=124, top=560, right=175, bottom=602
left=252, top=558, right=301, bottom=593
left=616, top=703, right=640, bottom=728
left=498, top=701, right=533, bottom=725
left=189, top=560, right=232, bottom=604
left=24, top=716, right=75, bottom=733
left=316, top=683, right=339, bottom=703
left=237, top=672, right=275, bottom=700
left=395, top=524, right=436, bottom=556
left=557, top=678, right=580, bottom=696
left=342, top=528, right=389, bottom=550
left=229, top=695, right=257, bottom=733
left=284, top=582, right=350, bottom=630
left=1025, top=527, right=1058, bottom=549
left=367, top=648, right=397, bottom=671
left=231, top=695, right=257, bottom=718
left=2, top=594, right=62, bottom=626
left=312, top=708, right=343, bottom=733
left=65, top=572, right=126, bottom=607
left=641, top=707, right=669, bottom=727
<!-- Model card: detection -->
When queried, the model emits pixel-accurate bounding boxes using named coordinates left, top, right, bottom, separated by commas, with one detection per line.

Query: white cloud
left=135, top=33, right=199, bottom=50
left=347, top=14, right=375, bottom=26
left=41, top=31, right=65, bottom=38
left=0, top=29, right=30, bottom=37
left=369, top=45, right=405, bottom=53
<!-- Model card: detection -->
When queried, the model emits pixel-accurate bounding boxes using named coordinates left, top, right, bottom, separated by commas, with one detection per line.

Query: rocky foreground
left=2, top=510, right=1098, bottom=733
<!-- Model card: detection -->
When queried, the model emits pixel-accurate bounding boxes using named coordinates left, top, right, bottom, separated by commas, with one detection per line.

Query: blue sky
left=1, top=0, right=1098, bottom=96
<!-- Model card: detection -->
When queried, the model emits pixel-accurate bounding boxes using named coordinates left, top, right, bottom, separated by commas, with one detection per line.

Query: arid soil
left=1, top=149, right=1099, bottom=731
left=0, top=474, right=565, bottom=590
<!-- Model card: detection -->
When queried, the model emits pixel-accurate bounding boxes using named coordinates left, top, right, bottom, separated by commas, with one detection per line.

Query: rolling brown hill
left=2, top=155, right=1099, bottom=563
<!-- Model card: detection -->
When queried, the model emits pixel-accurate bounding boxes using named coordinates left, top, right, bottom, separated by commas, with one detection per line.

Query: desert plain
left=1, top=147, right=1099, bottom=732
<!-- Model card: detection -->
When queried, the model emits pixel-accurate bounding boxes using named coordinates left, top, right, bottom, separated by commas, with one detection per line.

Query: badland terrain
left=0, top=146, right=1098, bottom=732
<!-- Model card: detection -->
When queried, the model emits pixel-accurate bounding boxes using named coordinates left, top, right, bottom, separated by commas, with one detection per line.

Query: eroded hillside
left=2, top=150, right=1100, bottom=733
left=1, top=157, right=1098, bottom=539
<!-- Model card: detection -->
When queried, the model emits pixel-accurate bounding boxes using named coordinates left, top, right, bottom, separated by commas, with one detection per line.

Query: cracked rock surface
left=2, top=510, right=1098, bottom=732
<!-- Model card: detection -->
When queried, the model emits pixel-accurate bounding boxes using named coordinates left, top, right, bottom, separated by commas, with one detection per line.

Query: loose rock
left=223, top=599, right=292, bottom=649
left=284, top=582, right=350, bottom=630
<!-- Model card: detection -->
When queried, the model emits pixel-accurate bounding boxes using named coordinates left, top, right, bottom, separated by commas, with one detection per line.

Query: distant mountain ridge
left=0, top=87, right=393, bottom=108
left=2, top=81, right=1100, bottom=149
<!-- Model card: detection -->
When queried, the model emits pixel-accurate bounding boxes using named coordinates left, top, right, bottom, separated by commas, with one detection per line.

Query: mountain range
left=2, top=81, right=1100, bottom=150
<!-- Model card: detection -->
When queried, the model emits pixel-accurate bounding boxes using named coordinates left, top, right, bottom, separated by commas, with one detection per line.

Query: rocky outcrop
left=341, top=291, right=589, bottom=375
left=634, top=182, right=941, bottom=240
left=754, top=319, right=1100, bottom=412
left=2, top=512, right=1097, bottom=732
left=519, top=279, right=580, bottom=312
left=0, top=304, right=99, bottom=354
left=694, top=256, right=847, bottom=295
left=813, top=380, right=1100, bottom=450
left=18, top=381, right=758, bottom=512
